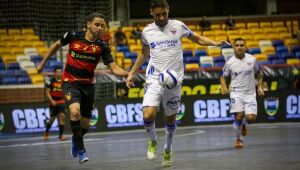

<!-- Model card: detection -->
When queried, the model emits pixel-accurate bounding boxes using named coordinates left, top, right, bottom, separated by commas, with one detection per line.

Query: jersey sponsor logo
left=167, top=96, right=181, bottom=110
left=264, top=97, right=279, bottom=119
left=149, top=39, right=179, bottom=49
left=105, top=103, right=143, bottom=128
left=286, top=95, right=300, bottom=119
left=70, top=50, right=96, bottom=62
left=0, top=113, right=5, bottom=131
left=12, top=108, right=58, bottom=133
left=65, top=93, right=72, bottom=101
left=193, top=99, right=233, bottom=122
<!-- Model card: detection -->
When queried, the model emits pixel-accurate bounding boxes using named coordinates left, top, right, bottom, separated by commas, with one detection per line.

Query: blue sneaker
left=78, top=150, right=89, bottom=164
left=71, top=137, right=79, bottom=158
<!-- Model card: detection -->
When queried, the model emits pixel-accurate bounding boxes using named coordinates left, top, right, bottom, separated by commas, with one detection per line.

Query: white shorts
left=229, top=92, right=257, bottom=115
left=142, top=80, right=181, bottom=116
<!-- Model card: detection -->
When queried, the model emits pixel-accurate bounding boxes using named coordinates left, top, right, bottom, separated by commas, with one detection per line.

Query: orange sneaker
left=58, top=135, right=67, bottom=141
left=44, top=132, right=49, bottom=141
left=235, top=139, right=243, bottom=148
left=242, top=124, right=247, bottom=136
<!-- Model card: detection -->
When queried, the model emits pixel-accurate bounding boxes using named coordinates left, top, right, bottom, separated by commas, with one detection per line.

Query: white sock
left=144, top=120, right=157, bottom=141
left=233, top=120, right=242, bottom=140
left=164, top=122, right=176, bottom=151
left=242, top=117, right=247, bottom=126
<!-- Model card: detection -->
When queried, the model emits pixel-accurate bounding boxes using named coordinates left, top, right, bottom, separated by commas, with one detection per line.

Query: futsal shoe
left=71, top=137, right=79, bottom=158
left=44, top=132, right=49, bottom=141
left=242, top=124, right=247, bottom=136
left=162, top=150, right=172, bottom=167
left=78, top=150, right=89, bottom=164
left=58, top=135, right=67, bottom=141
left=235, top=139, right=244, bottom=148
left=147, top=140, right=157, bottom=160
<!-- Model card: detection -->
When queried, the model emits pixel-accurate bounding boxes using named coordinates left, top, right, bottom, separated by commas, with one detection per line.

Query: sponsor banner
left=0, top=90, right=299, bottom=134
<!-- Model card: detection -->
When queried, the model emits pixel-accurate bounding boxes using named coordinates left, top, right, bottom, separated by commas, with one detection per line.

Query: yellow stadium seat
left=122, top=27, right=133, bottom=32
left=124, top=58, right=132, bottom=70
left=259, top=22, right=272, bottom=28
left=263, top=27, right=276, bottom=34
left=182, top=44, right=195, bottom=51
left=250, top=28, right=263, bottom=34
left=32, top=41, right=45, bottom=48
left=26, top=35, right=40, bottom=41
left=21, top=28, right=34, bottom=35
left=11, top=47, right=24, bottom=55
left=187, top=25, right=198, bottom=31
left=211, top=24, right=221, bottom=30
left=193, top=31, right=202, bottom=36
left=203, top=31, right=215, bottom=37
left=215, top=30, right=227, bottom=36
left=115, top=58, right=123, bottom=68
left=182, top=38, right=190, bottom=44
left=207, top=47, right=221, bottom=57
left=30, top=75, right=45, bottom=84
left=185, top=63, right=199, bottom=70
left=239, top=29, right=252, bottom=35
left=129, top=45, right=142, bottom=54
left=6, top=41, right=20, bottom=48
left=0, top=29, right=7, bottom=34
left=280, top=32, right=292, bottom=40
left=275, top=27, right=288, bottom=33
left=215, top=35, right=227, bottom=42
left=246, top=40, right=259, bottom=48
left=128, top=39, right=136, bottom=46
left=261, top=46, right=275, bottom=55
left=227, top=30, right=240, bottom=36
left=247, top=22, right=259, bottom=29
left=267, top=33, right=281, bottom=40
left=272, top=21, right=284, bottom=27
left=19, top=41, right=34, bottom=48
left=0, top=35, right=14, bottom=41
left=0, top=47, right=11, bottom=54
left=286, top=20, right=299, bottom=27
left=286, top=58, right=300, bottom=65
left=13, top=35, right=27, bottom=41
left=235, top=23, right=246, bottom=29
left=8, top=29, right=21, bottom=35
left=1, top=54, right=16, bottom=63
left=254, top=34, right=267, bottom=41
left=26, top=68, right=38, bottom=75
left=0, top=42, right=7, bottom=47
left=194, top=44, right=207, bottom=51
left=254, top=53, right=267, bottom=61
left=242, top=34, right=255, bottom=41
left=37, top=47, right=49, bottom=56
left=284, top=39, right=299, bottom=47
left=229, top=35, right=241, bottom=44
left=205, top=35, right=215, bottom=41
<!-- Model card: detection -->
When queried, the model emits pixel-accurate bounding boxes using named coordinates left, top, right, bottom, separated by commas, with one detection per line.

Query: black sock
left=82, top=128, right=89, bottom=136
left=45, top=122, right=51, bottom=132
left=70, top=120, right=85, bottom=150
left=59, top=124, right=64, bottom=136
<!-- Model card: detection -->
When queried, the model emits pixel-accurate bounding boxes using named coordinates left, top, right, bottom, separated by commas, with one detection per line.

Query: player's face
left=87, top=17, right=105, bottom=38
left=54, top=69, right=62, bottom=80
left=234, top=40, right=246, bottom=58
left=150, top=7, right=169, bottom=27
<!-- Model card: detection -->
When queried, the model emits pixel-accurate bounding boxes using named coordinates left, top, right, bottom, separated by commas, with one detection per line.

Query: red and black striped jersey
left=46, top=77, right=64, bottom=104
left=60, top=31, right=114, bottom=84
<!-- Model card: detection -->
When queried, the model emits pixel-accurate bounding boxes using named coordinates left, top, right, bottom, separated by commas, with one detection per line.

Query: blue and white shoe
left=78, top=150, right=89, bottom=164
left=71, top=137, right=79, bottom=158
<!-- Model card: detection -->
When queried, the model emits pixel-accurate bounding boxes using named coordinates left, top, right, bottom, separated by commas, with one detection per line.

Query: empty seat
left=272, top=21, right=284, bottom=27
left=286, top=58, right=300, bottom=65
left=21, top=28, right=34, bottom=35
left=19, top=61, right=36, bottom=70
left=281, top=52, right=296, bottom=61
left=246, top=41, right=259, bottom=49
left=247, top=22, right=259, bottom=29
left=185, top=63, right=199, bottom=69
left=129, top=45, right=142, bottom=54
left=207, top=47, right=221, bottom=57
left=222, top=48, right=234, bottom=58
left=17, top=76, right=32, bottom=84
left=199, top=56, right=213, bottom=67
left=290, top=45, right=300, bottom=55
left=2, top=76, right=18, bottom=85
left=116, top=46, right=130, bottom=53
left=30, top=74, right=44, bottom=84
left=194, top=50, right=207, bottom=57
left=272, top=40, right=284, bottom=48
left=235, top=23, right=246, bottom=29
left=24, top=47, right=38, bottom=56
left=267, top=54, right=280, bottom=62
left=124, top=52, right=138, bottom=59
left=261, top=46, right=275, bottom=55
left=183, top=50, right=193, bottom=57
left=254, top=54, right=268, bottom=61
left=185, top=56, right=200, bottom=64
left=259, top=40, right=272, bottom=48
left=260, top=22, right=271, bottom=28
left=271, top=59, right=285, bottom=64
left=248, top=48, right=261, bottom=55
left=276, top=46, right=289, bottom=55
left=6, top=62, right=20, bottom=70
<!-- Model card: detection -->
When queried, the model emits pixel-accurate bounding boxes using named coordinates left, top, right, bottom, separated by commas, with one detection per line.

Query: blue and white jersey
left=142, top=19, right=193, bottom=83
left=222, top=53, right=259, bottom=94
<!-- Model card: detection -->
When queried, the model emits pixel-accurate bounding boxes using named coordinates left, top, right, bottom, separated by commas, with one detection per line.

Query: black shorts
left=62, top=82, right=94, bottom=119
left=50, top=104, right=65, bottom=117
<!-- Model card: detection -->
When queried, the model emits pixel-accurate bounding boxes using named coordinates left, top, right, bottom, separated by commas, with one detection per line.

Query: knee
left=234, top=112, right=244, bottom=122
left=164, top=115, right=176, bottom=125
left=69, top=106, right=81, bottom=120
left=246, top=115, right=256, bottom=123
left=143, top=107, right=156, bottom=121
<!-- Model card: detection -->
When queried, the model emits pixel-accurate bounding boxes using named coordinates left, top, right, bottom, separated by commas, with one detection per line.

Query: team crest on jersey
left=65, top=93, right=72, bottom=101
left=169, top=27, right=177, bottom=35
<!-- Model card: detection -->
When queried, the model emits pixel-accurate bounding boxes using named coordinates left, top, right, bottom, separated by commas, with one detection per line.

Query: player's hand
left=215, top=40, right=230, bottom=47
left=126, top=73, right=135, bottom=88
left=36, top=62, right=44, bottom=73
left=51, top=100, right=57, bottom=106
left=258, top=86, right=265, bottom=96
left=221, top=86, right=229, bottom=95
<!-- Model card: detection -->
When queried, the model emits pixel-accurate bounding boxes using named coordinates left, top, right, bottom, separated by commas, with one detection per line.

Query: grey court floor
left=0, top=123, right=300, bottom=170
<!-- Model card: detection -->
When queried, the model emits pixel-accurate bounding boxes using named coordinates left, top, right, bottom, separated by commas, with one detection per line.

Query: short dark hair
left=53, top=66, right=61, bottom=72
left=87, top=12, right=105, bottom=22
left=150, top=0, right=169, bottom=9
left=233, top=37, right=246, bottom=44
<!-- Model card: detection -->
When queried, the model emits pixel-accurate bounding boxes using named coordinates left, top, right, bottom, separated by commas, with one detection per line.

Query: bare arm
left=37, top=40, right=62, bottom=72
left=257, top=70, right=264, bottom=96
left=46, top=88, right=56, bottom=106
left=220, top=75, right=229, bottom=95
left=108, top=62, right=128, bottom=77
left=125, top=44, right=150, bottom=88
left=188, top=32, right=226, bottom=46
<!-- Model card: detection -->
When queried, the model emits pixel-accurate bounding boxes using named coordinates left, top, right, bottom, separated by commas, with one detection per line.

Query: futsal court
left=0, top=122, right=299, bottom=170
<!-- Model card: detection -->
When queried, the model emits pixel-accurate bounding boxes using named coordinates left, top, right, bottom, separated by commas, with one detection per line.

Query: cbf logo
left=167, top=96, right=181, bottom=110
left=286, top=95, right=300, bottom=119
left=0, top=113, right=5, bottom=131
left=264, top=97, right=279, bottom=120
left=90, top=108, right=99, bottom=128
left=176, top=104, right=185, bottom=124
